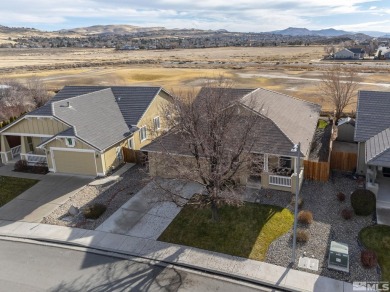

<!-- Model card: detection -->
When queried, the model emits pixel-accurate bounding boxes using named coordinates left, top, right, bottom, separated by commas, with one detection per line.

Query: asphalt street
left=0, top=239, right=273, bottom=292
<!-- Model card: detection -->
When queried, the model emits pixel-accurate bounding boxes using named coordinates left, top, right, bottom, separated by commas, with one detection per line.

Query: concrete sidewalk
left=0, top=220, right=353, bottom=292
left=96, top=180, right=203, bottom=239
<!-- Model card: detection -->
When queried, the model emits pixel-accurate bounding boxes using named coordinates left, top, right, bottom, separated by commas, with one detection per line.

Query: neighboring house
left=334, top=48, right=365, bottom=59
left=336, top=117, right=356, bottom=143
left=142, top=87, right=321, bottom=194
left=354, top=90, right=390, bottom=225
left=0, top=86, right=171, bottom=176
left=375, top=46, right=390, bottom=60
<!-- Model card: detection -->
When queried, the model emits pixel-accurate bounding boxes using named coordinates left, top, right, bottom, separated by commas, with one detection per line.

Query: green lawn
left=0, top=176, right=39, bottom=207
left=359, top=225, right=390, bottom=281
left=159, top=203, right=294, bottom=260
left=317, top=119, right=329, bottom=129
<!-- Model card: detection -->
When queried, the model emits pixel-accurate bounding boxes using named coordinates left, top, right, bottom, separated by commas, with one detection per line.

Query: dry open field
left=1, top=46, right=390, bottom=113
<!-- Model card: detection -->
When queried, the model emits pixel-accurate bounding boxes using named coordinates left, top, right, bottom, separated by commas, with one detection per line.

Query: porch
left=366, top=165, right=390, bottom=225
left=246, top=153, right=304, bottom=194
left=0, top=134, right=48, bottom=166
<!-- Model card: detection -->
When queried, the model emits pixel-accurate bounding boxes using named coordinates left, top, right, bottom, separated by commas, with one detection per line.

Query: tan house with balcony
left=142, top=87, right=321, bottom=194
left=0, top=86, right=171, bottom=176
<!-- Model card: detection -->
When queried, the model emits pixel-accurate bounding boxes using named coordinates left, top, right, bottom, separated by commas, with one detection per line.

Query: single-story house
left=142, top=87, right=321, bottom=194
left=354, top=90, right=390, bottom=225
left=334, top=48, right=365, bottom=59
left=0, top=86, right=171, bottom=176
left=336, top=117, right=355, bottom=143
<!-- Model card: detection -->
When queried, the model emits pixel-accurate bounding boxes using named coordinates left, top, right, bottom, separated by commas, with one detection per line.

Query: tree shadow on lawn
left=158, top=202, right=294, bottom=260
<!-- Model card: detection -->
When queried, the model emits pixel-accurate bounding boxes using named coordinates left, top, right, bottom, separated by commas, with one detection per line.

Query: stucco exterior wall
left=134, top=92, right=171, bottom=150
left=3, top=117, right=68, bottom=136
left=101, top=139, right=127, bottom=173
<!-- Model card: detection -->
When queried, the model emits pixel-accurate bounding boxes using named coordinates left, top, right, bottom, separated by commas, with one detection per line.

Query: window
left=279, top=156, right=292, bottom=169
left=139, top=126, right=147, bottom=141
left=116, top=147, right=123, bottom=160
left=65, top=137, right=75, bottom=147
left=128, top=137, right=134, bottom=149
left=153, top=116, right=161, bottom=130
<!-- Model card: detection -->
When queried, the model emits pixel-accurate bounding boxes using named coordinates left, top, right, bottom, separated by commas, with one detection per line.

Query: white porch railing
left=269, top=174, right=292, bottom=187
left=11, top=145, right=21, bottom=158
left=20, top=153, right=47, bottom=166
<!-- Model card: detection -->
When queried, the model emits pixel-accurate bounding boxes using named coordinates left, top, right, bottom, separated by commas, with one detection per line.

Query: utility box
left=328, top=241, right=349, bottom=273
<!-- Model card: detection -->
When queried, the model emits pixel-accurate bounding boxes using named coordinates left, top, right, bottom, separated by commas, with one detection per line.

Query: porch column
left=20, top=136, right=29, bottom=154
left=0, top=135, right=10, bottom=163
left=264, top=154, right=269, bottom=172
left=293, top=157, right=301, bottom=174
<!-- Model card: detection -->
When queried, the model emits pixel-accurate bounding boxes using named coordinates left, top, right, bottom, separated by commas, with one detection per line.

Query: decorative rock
left=68, top=205, right=79, bottom=216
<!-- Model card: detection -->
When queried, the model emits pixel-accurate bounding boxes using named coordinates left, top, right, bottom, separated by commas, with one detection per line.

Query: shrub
left=337, top=192, right=346, bottom=202
left=294, top=229, right=309, bottom=243
left=351, top=189, right=376, bottom=216
left=361, top=250, right=378, bottom=268
left=382, top=236, right=390, bottom=249
left=291, top=196, right=304, bottom=209
left=31, top=163, right=48, bottom=174
left=83, top=203, right=107, bottom=219
left=341, top=208, right=353, bottom=220
left=14, top=160, right=28, bottom=172
left=298, top=210, right=313, bottom=224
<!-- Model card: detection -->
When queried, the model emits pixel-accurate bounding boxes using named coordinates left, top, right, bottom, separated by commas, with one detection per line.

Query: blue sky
left=1, top=0, right=390, bottom=32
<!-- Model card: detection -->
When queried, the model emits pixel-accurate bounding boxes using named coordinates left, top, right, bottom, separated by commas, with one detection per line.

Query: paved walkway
left=96, top=180, right=203, bottom=239
left=0, top=220, right=353, bottom=292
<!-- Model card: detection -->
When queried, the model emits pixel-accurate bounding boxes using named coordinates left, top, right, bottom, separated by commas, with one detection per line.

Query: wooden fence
left=303, top=160, right=330, bottom=182
left=330, top=151, right=357, bottom=172
left=123, top=148, right=137, bottom=163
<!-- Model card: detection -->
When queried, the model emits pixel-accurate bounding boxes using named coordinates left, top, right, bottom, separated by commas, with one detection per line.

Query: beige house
left=0, top=86, right=171, bottom=176
left=142, top=87, right=321, bottom=194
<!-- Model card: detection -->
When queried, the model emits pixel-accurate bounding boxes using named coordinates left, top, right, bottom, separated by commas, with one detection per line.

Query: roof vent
left=66, top=101, right=70, bottom=107
left=117, top=97, right=121, bottom=102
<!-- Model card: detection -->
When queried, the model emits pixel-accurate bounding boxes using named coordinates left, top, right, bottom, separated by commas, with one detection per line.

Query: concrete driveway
left=96, top=180, right=203, bottom=239
left=0, top=171, right=93, bottom=223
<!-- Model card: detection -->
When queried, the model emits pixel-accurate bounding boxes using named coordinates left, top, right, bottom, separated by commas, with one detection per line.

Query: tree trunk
left=211, top=201, right=219, bottom=222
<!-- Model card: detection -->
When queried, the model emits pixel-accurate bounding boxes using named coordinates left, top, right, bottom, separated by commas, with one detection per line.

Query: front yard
left=0, top=176, right=39, bottom=207
left=359, top=225, right=390, bottom=281
left=158, top=203, right=293, bottom=260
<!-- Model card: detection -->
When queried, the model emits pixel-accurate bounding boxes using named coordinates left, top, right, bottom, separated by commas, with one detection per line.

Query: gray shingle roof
left=241, top=88, right=321, bottom=156
left=355, top=91, right=390, bottom=142
left=52, top=89, right=132, bottom=151
left=143, top=87, right=321, bottom=158
left=366, top=128, right=390, bottom=167
left=29, top=86, right=163, bottom=126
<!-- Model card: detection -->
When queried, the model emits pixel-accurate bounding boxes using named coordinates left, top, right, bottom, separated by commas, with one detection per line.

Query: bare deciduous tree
left=26, top=76, right=50, bottom=107
left=0, top=77, right=50, bottom=121
left=150, top=79, right=265, bottom=221
left=318, top=65, right=359, bottom=122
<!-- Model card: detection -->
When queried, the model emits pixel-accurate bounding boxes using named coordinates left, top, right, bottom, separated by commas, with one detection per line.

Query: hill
left=58, top=24, right=166, bottom=35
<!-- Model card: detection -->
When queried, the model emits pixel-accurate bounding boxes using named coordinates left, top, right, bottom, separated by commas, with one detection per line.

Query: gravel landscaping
left=247, top=171, right=380, bottom=283
left=42, top=165, right=150, bottom=230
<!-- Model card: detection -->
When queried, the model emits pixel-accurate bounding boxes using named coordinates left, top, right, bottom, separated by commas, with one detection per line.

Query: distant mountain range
left=1, top=24, right=389, bottom=38
left=270, top=27, right=389, bottom=38
left=58, top=24, right=165, bottom=35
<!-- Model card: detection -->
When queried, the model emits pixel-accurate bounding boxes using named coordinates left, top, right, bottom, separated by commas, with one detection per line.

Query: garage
left=52, top=150, right=97, bottom=176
